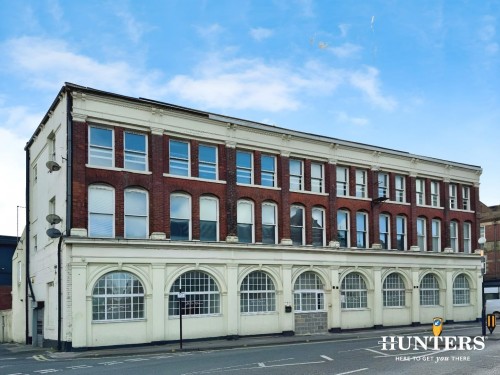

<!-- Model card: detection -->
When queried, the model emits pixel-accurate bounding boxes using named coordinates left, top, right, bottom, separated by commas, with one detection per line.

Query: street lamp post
left=479, top=237, right=487, bottom=336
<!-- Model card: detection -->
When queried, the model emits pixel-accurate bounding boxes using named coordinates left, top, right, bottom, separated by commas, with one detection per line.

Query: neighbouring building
left=12, top=83, right=483, bottom=350
left=480, top=203, right=500, bottom=280
left=0, top=235, right=18, bottom=310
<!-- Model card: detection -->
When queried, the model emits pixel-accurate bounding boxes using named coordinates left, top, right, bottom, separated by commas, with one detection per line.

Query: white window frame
left=124, top=188, right=149, bottom=239
left=262, top=202, right=278, bottom=244
left=289, top=159, right=303, bottom=191
left=463, top=222, right=471, bottom=253
left=124, top=131, right=148, bottom=171
left=169, top=139, right=190, bottom=176
left=383, top=273, right=406, bottom=307
left=198, top=144, right=218, bottom=180
left=88, top=184, right=115, bottom=238
left=430, top=181, right=440, bottom=207
left=168, top=271, right=220, bottom=316
left=431, top=219, right=441, bottom=252
left=379, top=214, right=390, bottom=250
left=89, top=126, right=114, bottom=167
left=240, top=271, right=276, bottom=313
left=290, top=205, right=305, bottom=245
left=294, top=272, right=325, bottom=312
left=200, top=196, right=219, bottom=242
left=396, top=216, right=407, bottom=250
left=395, top=175, right=406, bottom=203
left=311, top=162, right=324, bottom=193
left=416, top=178, right=425, bottom=205
left=378, top=173, right=389, bottom=198
left=341, top=273, right=368, bottom=309
left=449, top=184, right=457, bottom=210
left=453, top=274, right=470, bottom=305
left=336, top=166, right=349, bottom=196
left=420, top=274, right=440, bottom=306
left=417, top=217, right=427, bottom=251
left=462, top=186, right=470, bottom=210
left=170, top=193, right=192, bottom=240
left=236, top=150, right=253, bottom=184
left=261, top=154, right=276, bottom=187
left=237, top=200, right=254, bottom=243
left=312, top=207, right=325, bottom=247
left=450, top=221, right=459, bottom=252
left=355, top=169, right=367, bottom=198
left=337, top=210, right=350, bottom=248
left=356, top=212, right=368, bottom=248
left=92, top=272, right=145, bottom=321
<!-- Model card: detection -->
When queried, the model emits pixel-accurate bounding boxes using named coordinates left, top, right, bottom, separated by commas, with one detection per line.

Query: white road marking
left=67, top=365, right=93, bottom=369
left=124, top=358, right=149, bottom=362
left=0, top=358, right=17, bottom=361
left=34, top=370, right=59, bottom=374
left=33, top=355, right=52, bottom=361
left=98, top=361, right=123, bottom=366
left=365, top=348, right=391, bottom=357
left=335, top=369, right=369, bottom=375
left=320, top=355, right=333, bottom=361
left=258, top=362, right=265, bottom=367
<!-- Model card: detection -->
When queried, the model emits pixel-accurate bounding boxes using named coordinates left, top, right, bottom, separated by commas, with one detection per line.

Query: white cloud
left=1, top=37, right=165, bottom=98
left=335, top=111, right=369, bottom=126
left=329, top=43, right=362, bottom=58
left=2, top=36, right=396, bottom=114
left=338, top=24, right=350, bottom=38
left=349, top=67, right=397, bottom=111
left=0, top=104, right=44, bottom=138
left=196, top=23, right=224, bottom=39
left=250, top=27, right=274, bottom=41
left=0, top=127, right=26, bottom=236
left=116, top=9, right=149, bottom=44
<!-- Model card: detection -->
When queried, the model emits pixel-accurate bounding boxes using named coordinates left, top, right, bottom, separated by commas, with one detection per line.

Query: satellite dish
left=46, top=228, right=62, bottom=239
left=46, top=160, right=61, bottom=172
left=46, top=214, right=62, bottom=225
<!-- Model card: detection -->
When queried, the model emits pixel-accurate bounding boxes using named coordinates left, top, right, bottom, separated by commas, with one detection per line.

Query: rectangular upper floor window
left=378, top=173, right=389, bottom=198
left=261, top=154, right=276, bottom=187
left=289, top=159, right=303, bottom=191
left=395, top=175, right=405, bottom=203
left=462, top=186, right=470, bottom=210
left=169, top=140, right=190, bottom=176
left=124, top=132, right=147, bottom=171
left=89, top=126, right=114, bottom=167
left=416, top=178, right=425, bottom=205
left=449, top=184, right=457, bottom=209
left=311, top=163, right=324, bottom=193
left=236, top=150, right=253, bottom=184
left=337, top=166, right=349, bottom=196
left=430, top=181, right=440, bottom=207
left=199, top=144, right=217, bottom=180
left=355, top=169, right=367, bottom=198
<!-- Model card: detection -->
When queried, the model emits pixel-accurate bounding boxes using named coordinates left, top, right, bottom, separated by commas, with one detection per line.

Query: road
left=2, top=328, right=500, bottom=375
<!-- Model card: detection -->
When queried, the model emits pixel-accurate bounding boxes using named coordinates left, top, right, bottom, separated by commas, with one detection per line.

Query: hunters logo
left=379, top=335, right=485, bottom=351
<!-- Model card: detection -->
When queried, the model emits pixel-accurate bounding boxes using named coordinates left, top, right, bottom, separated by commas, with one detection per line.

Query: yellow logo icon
left=433, top=317, right=443, bottom=336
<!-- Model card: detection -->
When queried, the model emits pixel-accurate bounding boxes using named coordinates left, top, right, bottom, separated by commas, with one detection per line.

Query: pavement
left=0, top=321, right=492, bottom=360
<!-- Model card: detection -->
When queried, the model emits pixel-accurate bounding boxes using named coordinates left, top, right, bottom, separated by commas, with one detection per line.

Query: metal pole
left=179, top=288, right=183, bottom=350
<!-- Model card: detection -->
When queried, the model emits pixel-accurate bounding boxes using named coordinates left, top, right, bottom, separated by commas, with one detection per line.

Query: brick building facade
left=12, top=83, right=483, bottom=350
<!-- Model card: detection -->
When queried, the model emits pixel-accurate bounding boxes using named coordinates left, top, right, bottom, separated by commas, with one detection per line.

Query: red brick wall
left=71, top=121, right=478, bottom=250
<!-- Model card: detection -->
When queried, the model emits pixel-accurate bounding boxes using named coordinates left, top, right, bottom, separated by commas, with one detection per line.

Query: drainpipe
left=58, top=88, right=73, bottom=351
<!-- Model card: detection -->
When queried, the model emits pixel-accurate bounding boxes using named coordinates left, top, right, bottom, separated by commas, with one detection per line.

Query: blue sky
left=0, top=0, right=499, bottom=236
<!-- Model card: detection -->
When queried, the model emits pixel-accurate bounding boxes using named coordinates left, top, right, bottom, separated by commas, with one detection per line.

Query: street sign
left=487, top=314, right=496, bottom=334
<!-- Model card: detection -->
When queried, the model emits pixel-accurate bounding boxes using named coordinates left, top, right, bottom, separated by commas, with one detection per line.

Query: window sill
left=241, top=311, right=278, bottom=316
left=237, top=183, right=281, bottom=191
left=450, top=208, right=474, bottom=213
left=92, top=319, right=147, bottom=324
left=289, top=189, right=328, bottom=196
left=168, top=314, right=222, bottom=319
left=163, top=174, right=227, bottom=184
left=416, top=204, right=444, bottom=210
left=86, top=164, right=152, bottom=175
